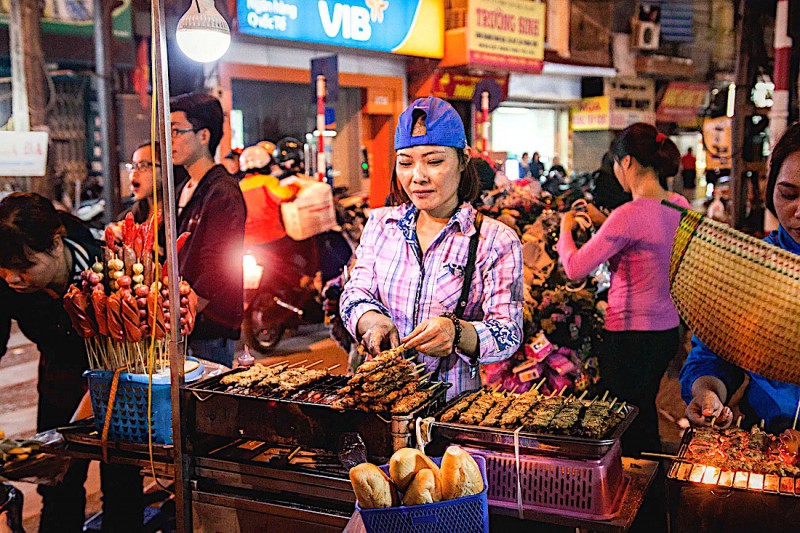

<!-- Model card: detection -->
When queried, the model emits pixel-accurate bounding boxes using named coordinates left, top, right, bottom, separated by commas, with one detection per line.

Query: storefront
left=220, top=0, right=444, bottom=206
left=571, top=76, right=657, bottom=173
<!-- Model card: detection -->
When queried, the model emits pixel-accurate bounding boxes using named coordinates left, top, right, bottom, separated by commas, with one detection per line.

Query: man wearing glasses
left=168, top=92, right=246, bottom=367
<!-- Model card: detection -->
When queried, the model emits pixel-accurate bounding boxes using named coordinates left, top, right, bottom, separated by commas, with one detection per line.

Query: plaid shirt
left=341, top=202, right=523, bottom=399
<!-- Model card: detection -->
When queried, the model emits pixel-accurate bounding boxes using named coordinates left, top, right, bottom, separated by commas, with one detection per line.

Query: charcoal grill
left=184, top=370, right=450, bottom=459
left=667, top=427, right=800, bottom=498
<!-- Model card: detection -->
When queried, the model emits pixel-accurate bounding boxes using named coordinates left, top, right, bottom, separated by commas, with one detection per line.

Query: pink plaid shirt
left=341, top=202, right=523, bottom=399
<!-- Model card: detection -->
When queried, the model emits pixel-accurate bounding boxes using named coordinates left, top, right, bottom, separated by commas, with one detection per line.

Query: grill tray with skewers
left=667, top=426, right=800, bottom=498
left=427, top=389, right=639, bottom=458
left=184, top=358, right=450, bottom=459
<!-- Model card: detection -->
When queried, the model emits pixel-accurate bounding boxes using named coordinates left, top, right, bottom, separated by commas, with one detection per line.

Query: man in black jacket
left=169, top=92, right=246, bottom=366
left=0, top=193, right=143, bottom=532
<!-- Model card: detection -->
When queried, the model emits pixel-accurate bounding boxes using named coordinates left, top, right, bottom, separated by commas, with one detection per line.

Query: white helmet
left=239, top=144, right=274, bottom=173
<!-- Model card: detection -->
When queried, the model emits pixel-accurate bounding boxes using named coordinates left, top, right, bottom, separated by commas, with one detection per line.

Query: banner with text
left=466, top=0, right=545, bottom=74
left=238, top=0, right=444, bottom=58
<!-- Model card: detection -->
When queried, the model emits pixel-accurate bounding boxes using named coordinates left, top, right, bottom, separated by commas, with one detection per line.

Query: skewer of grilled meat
left=459, top=391, right=500, bottom=425
left=223, top=362, right=289, bottom=389
left=391, top=388, right=436, bottom=415
left=277, top=369, right=330, bottom=395
left=522, top=396, right=566, bottom=432
left=498, top=390, right=542, bottom=428
left=547, top=398, right=584, bottom=434
left=441, top=390, right=484, bottom=423
left=480, top=393, right=516, bottom=427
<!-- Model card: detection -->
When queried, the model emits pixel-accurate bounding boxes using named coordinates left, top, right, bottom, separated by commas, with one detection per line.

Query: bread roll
left=349, top=463, right=397, bottom=509
left=440, top=446, right=484, bottom=500
left=402, top=469, right=441, bottom=506
left=389, top=448, right=441, bottom=492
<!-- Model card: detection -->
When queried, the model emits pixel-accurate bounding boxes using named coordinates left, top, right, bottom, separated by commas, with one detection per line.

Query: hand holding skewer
left=357, top=311, right=401, bottom=357
left=686, top=376, right=734, bottom=428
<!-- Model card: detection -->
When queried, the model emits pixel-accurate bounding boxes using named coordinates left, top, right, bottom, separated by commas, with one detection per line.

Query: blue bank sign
left=237, top=0, right=444, bottom=58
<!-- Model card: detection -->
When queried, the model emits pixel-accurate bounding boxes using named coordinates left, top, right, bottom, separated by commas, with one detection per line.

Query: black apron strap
left=433, top=213, right=483, bottom=382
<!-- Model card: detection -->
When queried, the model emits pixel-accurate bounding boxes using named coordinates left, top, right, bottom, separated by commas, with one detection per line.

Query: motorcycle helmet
left=257, top=140, right=276, bottom=156
left=274, top=137, right=305, bottom=176
left=239, top=143, right=274, bottom=174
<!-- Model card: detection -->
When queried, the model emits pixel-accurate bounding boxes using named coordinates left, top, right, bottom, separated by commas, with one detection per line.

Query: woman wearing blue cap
left=340, top=97, right=524, bottom=398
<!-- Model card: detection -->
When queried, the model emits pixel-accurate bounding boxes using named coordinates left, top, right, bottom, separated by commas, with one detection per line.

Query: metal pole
left=316, top=75, right=326, bottom=182
left=151, top=0, right=190, bottom=530
left=481, top=91, right=490, bottom=155
left=94, top=0, right=121, bottom=223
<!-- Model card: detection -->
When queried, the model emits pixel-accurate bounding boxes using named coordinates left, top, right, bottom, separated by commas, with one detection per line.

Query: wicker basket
left=668, top=204, right=800, bottom=385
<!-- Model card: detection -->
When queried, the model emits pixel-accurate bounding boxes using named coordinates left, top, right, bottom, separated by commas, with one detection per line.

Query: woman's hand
left=402, top=317, right=456, bottom=358
left=560, top=211, right=577, bottom=234
left=586, top=203, right=608, bottom=227
left=357, top=311, right=400, bottom=357
left=686, top=388, right=734, bottom=428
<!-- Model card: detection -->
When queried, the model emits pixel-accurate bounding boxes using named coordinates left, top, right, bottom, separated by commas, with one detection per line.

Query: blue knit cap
left=394, top=97, right=467, bottom=151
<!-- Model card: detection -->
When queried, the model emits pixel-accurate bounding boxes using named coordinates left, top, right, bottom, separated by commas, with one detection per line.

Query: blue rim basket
left=356, top=454, right=489, bottom=533
left=85, top=358, right=204, bottom=445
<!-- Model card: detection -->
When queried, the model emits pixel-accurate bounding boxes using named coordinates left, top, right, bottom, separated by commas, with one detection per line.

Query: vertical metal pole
left=151, top=0, right=190, bottom=530
left=316, top=75, right=326, bottom=182
left=94, top=0, right=121, bottom=223
left=481, top=91, right=490, bottom=154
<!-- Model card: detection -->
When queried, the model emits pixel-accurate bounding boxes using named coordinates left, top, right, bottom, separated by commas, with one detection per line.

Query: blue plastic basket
left=85, top=359, right=204, bottom=445
left=357, top=455, right=489, bottom=533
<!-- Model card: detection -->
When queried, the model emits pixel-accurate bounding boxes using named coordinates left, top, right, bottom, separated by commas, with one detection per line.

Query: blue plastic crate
left=85, top=359, right=204, bottom=445
left=357, top=455, right=489, bottom=533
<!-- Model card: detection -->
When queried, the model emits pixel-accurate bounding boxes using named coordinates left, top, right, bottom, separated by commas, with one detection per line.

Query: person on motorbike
left=238, top=141, right=300, bottom=248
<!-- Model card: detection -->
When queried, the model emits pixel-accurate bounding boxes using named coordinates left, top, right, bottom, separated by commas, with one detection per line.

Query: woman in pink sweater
left=558, top=123, right=690, bottom=456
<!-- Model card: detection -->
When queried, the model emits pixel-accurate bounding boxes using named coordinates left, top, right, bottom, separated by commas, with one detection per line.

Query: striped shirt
left=341, top=202, right=524, bottom=399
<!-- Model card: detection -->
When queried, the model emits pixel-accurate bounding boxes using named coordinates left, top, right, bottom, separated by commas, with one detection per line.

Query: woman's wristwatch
left=441, top=312, right=462, bottom=351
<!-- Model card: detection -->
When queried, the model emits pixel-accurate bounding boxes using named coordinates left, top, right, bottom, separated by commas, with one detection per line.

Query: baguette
left=349, top=463, right=398, bottom=509
left=402, top=468, right=441, bottom=506
left=389, top=448, right=442, bottom=492
left=440, top=446, right=484, bottom=500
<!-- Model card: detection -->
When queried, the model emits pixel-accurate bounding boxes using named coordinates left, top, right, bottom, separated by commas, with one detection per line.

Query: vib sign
left=237, top=0, right=444, bottom=58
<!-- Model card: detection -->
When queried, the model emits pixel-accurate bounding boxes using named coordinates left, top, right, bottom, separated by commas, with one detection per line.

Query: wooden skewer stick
left=710, top=416, right=717, bottom=427
left=287, top=446, right=302, bottom=461
left=327, top=364, right=341, bottom=372
left=558, top=385, right=568, bottom=396
left=492, top=382, right=504, bottom=392
left=427, top=381, right=443, bottom=390
left=616, top=402, right=627, bottom=414
left=288, top=359, right=308, bottom=368
left=601, top=391, right=609, bottom=403
left=736, top=415, right=742, bottom=428
left=510, top=384, right=520, bottom=394
left=305, top=360, right=324, bottom=369
left=417, top=371, right=433, bottom=382
left=793, top=398, right=800, bottom=431
left=760, top=419, right=765, bottom=429
left=534, top=378, right=547, bottom=391
left=641, top=452, right=680, bottom=461
left=578, top=390, right=588, bottom=401
left=609, top=398, right=617, bottom=409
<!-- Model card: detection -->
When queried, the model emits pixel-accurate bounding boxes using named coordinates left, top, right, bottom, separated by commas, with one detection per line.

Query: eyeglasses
left=125, top=162, right=161, bottom=172
left=171, top=127, right=197, bottom=138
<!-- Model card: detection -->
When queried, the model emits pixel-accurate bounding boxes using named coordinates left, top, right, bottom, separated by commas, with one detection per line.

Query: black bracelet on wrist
left=441, top=312, right=462, bottom=351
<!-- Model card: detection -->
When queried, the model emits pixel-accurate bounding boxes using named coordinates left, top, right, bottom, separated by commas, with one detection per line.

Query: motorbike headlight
left=243, top=253, right=263, bottom=290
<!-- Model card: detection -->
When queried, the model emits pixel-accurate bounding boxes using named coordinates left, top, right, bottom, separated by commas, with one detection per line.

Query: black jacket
left=175, top=164, right=246, bottom=340
left=0, top=214, right=101, bottom=403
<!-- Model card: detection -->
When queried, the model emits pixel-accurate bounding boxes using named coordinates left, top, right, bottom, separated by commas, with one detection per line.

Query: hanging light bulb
left=175, top=0, right=231, bottom=63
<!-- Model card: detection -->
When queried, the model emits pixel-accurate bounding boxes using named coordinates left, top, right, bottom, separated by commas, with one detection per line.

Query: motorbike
left=242, top=239, right=325, bottom=354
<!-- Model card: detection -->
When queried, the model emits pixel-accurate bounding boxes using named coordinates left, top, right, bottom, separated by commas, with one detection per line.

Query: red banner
left=430, top=71, right=508, bottom=101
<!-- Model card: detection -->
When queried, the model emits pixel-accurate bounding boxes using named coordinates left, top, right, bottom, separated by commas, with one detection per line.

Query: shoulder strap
left=455, top=212, right=483, bottom=320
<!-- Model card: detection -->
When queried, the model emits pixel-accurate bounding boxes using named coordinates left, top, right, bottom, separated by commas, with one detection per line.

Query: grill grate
left=186, top=372, right=352, bottom=408
left=667, top=428, right=800, bottom=498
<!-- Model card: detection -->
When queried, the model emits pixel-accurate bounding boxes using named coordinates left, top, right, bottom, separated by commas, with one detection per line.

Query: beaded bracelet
left=441, top=311, right=462, bottom=351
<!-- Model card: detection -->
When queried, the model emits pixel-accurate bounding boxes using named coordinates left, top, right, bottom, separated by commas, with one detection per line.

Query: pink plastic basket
left=466, top=441, right=627, bottom=520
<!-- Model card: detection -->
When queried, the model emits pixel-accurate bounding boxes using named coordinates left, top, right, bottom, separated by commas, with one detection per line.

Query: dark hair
left=390, top=149, right=479, bottom=205
left=0, top=193, right=66, bottom=269
left=766, top=122, right=800, bottom=217
left=169, top=92, right=224, bottom=157
left=134, top=140, right=162, bottom=162
left=612, top=122, right=679, bottom=188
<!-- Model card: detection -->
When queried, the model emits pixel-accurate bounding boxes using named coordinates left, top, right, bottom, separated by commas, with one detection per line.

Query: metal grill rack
left=667, top=428, right=800, bottom=498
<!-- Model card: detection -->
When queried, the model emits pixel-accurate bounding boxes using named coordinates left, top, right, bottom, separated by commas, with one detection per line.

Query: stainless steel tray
left=427, top=389, right=639, bottom=459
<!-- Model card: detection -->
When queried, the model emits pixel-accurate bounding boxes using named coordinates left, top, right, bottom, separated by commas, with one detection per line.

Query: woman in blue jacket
left=680, top=123, right=800, bottom=432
